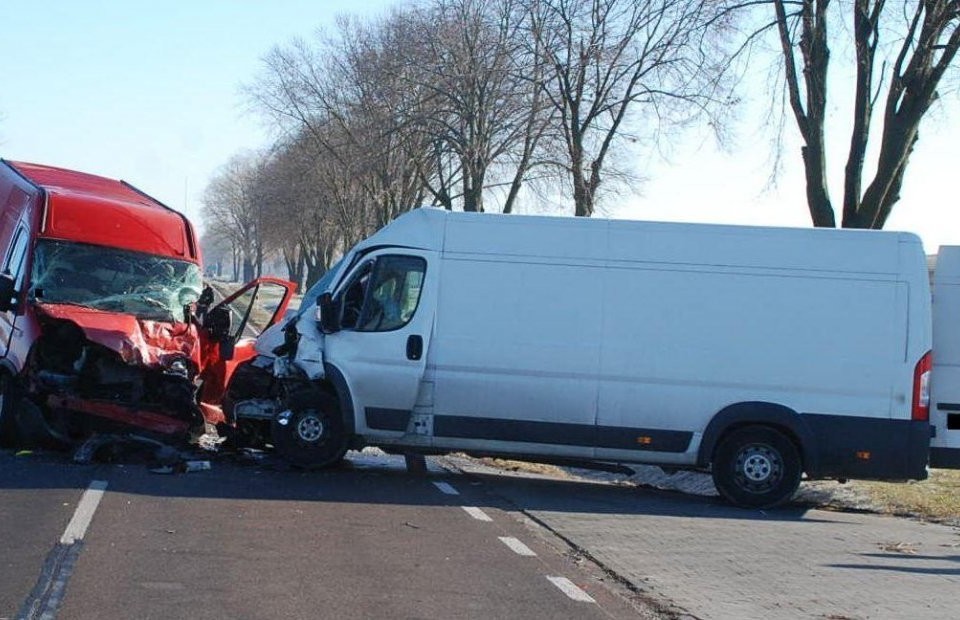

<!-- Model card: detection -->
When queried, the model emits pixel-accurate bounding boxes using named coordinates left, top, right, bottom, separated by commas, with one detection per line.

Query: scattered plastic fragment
left=150, top=466, right=175, bottom=475
left=15, top=450, right=33, bottom=457
left=197, top=433, right=227, bottom=452
left=183, top=460, right=211, bottom=473
left=239, top=448, right=267, bottom=462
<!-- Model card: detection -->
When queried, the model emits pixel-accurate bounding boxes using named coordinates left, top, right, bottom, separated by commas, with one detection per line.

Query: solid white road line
left=546, top=576, right=596, bottom=603
left=498, top=536, right=537, bottom=557
left=461, top=506, right=493, bottom=522
left=60, top=480, right=108, bottom=545
left=432, top=481, right=460, bottom=495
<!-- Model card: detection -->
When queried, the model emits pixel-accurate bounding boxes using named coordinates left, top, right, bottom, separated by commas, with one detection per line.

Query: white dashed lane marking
left=498, top=536, right=537, bottom=557
left=547, top=576, right=596, bottom=603
left=61, top=480, right=108, bottom=544
left=461, top=506, right=493, bottom=522
left=432, top=481, right=460, bottom=495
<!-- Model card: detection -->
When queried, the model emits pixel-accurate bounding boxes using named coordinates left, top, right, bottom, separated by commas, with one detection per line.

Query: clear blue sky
left=0, top=1, right=395, bottom=228
left=1, top=1, right=957, bottom=252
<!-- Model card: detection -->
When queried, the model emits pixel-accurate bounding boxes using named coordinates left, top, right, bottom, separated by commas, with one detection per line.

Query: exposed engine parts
left=26, top=317, right=203, bottom=440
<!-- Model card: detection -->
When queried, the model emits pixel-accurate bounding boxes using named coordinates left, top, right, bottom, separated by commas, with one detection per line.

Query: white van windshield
left=30, top=239, right=203, bottom=322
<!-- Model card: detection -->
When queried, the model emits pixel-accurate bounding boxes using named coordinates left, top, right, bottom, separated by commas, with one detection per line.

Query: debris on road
left=197, top=432, right=227, bottom=452
left=878, top=541, right=920, bottom=554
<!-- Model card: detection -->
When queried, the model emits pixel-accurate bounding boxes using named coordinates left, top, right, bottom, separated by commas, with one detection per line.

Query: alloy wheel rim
left=735, top=444, right=783, bottom=491
left=296, top=413, right=324, bottom=442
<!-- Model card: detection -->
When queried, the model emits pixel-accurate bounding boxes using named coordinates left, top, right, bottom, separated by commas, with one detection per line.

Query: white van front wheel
left=712, top=425, right=802, bottom=509
left=271, top=389, right=349, bottom=469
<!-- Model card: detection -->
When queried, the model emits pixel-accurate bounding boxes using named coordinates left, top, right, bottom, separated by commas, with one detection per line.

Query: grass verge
left=855, top=468, right=960, bottom=523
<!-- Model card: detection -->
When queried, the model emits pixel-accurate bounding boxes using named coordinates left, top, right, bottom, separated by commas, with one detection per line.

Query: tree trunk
left=800, top=144, right=836, bottom=227
left=462, top=164, right=484, bottom=212
left=853, top=119, right=918, bottom=229
left=572, top=166, right=593, bottom=217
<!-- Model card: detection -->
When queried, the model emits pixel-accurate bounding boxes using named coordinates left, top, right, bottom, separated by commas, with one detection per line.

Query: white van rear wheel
left=712, top=425, right=802, bottom=509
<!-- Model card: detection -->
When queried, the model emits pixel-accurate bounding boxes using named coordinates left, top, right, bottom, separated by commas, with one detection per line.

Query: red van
left=0, top=160, right=294, bottom=447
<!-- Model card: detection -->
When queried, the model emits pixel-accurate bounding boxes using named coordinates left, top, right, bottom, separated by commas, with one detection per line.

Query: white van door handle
left=407, top=335, right=423, bottom=361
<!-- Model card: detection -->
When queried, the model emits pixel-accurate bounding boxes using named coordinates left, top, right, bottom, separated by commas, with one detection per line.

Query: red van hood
left=35, top=303, right=200, bottom=368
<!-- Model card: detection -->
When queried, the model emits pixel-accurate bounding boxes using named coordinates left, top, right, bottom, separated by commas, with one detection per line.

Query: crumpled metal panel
left=34, top=303, right=201, bottom=369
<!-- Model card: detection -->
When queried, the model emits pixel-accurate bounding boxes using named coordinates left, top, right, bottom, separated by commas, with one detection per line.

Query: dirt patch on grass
left=476, top=458, right=574, bottom=478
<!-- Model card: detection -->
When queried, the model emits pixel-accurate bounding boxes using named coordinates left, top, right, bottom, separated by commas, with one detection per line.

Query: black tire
left=0, top=374, right=16, bottom=447
left=711, top=425, right=802, bottom=509
left=270, top=388, right=348, bottom=469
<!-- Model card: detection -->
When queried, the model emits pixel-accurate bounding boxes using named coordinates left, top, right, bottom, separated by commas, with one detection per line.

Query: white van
left=930, top=247, right=960, bottom=469
left=229, top=209, right=933, bottom=508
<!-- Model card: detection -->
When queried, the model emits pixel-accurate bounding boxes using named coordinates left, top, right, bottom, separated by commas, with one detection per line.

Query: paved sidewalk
left=446, top=458, right=960, bottom=620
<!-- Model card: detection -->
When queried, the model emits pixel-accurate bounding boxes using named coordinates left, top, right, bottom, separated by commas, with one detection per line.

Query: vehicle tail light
left=912, top=351, right=932, bottom=422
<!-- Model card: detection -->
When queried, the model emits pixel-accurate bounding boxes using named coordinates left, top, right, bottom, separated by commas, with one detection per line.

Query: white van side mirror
left=316, top=292, right=340, bottom=334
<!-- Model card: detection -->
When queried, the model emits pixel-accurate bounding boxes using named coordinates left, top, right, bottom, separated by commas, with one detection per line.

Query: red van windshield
left=29, top=239, right=202, bottom=322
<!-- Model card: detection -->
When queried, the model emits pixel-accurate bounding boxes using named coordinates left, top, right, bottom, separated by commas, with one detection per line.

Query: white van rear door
left=324, top=249, right=437, bottom=438
left=931, top=246, right=960, bottom=468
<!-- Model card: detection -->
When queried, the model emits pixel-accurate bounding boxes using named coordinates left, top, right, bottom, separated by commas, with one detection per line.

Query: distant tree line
left=201, top=0, right=736, bottom=287
left=201, top=0, right=959, bottom=288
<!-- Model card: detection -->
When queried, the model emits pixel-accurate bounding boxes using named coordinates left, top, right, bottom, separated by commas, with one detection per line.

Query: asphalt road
left=5, top=447, right=960, bottom=619
left=0, top=449, right=645, bottom=620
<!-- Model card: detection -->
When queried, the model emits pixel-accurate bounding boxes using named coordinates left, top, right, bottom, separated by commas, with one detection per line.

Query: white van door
left=931, top=246, right=960, bottom=468
left=324, top=249, right=436, bottom=437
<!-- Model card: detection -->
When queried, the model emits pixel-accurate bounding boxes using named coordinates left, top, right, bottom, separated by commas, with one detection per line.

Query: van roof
left=360, top=208, right=923, bottom=276
left=4, top=160, right=198, bottom=262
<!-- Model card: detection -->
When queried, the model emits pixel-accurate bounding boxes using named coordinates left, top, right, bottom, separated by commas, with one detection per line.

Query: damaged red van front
left=0, top=160, right=292, bottom=447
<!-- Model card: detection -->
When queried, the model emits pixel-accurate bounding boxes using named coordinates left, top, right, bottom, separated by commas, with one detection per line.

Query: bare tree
left=254, top=134, right=357, bottom=290
left=202, top=154, right=267, bottom=282
left=768, top=0, right=959, bottom=228
left=528, top=0, right=732, bottom=216
left=400, top=0, right=555, bottom=212
left=250, top=147, right=309, bottom=288
left=248, top=12, right=431, bottom=230
left=199, top=229, right=232, bottom=279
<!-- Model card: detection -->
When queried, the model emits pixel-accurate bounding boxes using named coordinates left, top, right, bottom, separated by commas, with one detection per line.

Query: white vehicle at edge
left=930, top=246, right=960, bottom=470
left=231, top=209, right=934, bottom=508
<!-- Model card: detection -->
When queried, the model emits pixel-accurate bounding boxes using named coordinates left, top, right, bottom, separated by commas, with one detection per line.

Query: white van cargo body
left=930, top=246, right=960, bottom=469
left=233, top=209, right=933, bottom=508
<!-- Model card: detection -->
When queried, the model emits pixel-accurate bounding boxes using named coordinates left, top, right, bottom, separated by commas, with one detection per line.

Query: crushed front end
left=10, top=239, right=214, bottom=446
left=20, top=305, right=206, bottom=443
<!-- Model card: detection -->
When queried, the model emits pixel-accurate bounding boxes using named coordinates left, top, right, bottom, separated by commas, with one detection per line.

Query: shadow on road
left=828, top=562, right=960, bottom=576
left=0, top=447, right=850, bottom=525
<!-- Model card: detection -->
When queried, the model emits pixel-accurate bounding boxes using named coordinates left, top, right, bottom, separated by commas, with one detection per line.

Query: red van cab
left=0, top=160, right=294, bottom=446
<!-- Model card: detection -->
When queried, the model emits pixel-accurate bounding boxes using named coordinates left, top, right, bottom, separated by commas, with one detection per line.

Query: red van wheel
left=0, top=375, right=15, bottom=446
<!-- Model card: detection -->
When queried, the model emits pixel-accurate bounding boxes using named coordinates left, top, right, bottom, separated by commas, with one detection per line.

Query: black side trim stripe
left=433, top=415, right=692, bottom=453
left=936, top=402, right=960, bottom=412
left=930, top=447, right=960, bottom=469
left=365, top=408, right=411, bottom=431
